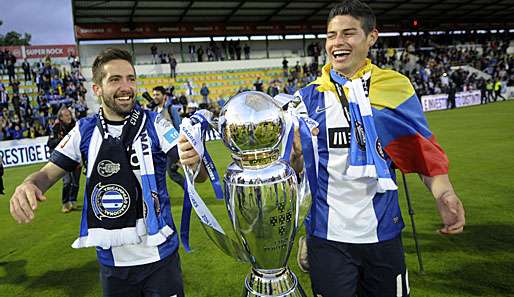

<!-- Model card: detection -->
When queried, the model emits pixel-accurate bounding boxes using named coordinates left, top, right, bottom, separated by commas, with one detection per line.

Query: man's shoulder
left=76, top=114, right=97, bottom=131
left=144, top=109, right=159, bottom=121
left=298, top=83, right=324, bottom=98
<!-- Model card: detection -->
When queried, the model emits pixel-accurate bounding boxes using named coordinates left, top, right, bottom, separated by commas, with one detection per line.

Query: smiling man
left=293, top=1, right=465, bottom=296
left=9, top=48, right=184, bottom=297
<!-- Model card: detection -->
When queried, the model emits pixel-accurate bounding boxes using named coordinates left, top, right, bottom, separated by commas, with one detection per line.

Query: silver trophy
left=184, top=91, right=311, bottom=296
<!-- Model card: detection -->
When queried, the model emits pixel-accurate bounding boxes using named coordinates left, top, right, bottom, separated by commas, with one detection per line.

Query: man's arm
left=420, top=174, right=465, bottom=235
left=10, top=162, right=67, bottom=224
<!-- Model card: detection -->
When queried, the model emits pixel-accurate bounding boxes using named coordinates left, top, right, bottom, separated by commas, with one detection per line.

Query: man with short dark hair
left=152, top=86, right=185, bottom=192
left=292, top=1, right=465, bottom=296
left=10, top=48, right=185, bottom=297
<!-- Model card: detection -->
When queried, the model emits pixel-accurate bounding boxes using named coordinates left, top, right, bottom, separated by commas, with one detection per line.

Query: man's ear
left=92, top=83, right=102, bottom=97
left=368, top=28, right=379, bottom=47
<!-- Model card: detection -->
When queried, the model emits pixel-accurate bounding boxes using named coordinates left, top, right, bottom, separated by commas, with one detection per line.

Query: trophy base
left=243, top=267, right=307, bottom=297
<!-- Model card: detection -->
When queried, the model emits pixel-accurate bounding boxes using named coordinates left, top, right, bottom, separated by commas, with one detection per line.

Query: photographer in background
left=46, top=106, right=81, bottom=213
left=146, top=86, right=185, bottom=192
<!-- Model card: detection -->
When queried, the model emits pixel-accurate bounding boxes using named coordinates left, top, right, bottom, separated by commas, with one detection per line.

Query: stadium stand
left=0, top=53, right=89, bottom=141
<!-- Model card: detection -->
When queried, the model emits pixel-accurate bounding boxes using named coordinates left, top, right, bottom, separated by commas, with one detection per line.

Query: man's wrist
left=435, top=189, right=455, bottom=200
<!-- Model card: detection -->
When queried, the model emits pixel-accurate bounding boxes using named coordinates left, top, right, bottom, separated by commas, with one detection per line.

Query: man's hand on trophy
left=290, top=126, right=318, bottom=174
left=178, top=134, right=200, bottom=166
left=178, top=134, right=208, bottom=182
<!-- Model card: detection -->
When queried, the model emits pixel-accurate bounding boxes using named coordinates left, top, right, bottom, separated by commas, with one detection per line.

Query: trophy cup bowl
left=217, top=92, right=310, bottom=297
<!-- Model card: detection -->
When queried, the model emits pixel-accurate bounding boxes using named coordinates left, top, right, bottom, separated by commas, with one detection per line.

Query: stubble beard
left=103, top=94, right=135, bottom=117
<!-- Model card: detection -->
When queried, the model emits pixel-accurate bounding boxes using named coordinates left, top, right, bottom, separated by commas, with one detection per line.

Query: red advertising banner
left=0, top=45, right=77, bottom=59
left=24, top=45, right=77, bottom=59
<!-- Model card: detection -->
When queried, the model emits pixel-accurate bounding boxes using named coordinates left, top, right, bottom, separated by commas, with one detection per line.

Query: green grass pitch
left=0, top=101, right=513, bottom=297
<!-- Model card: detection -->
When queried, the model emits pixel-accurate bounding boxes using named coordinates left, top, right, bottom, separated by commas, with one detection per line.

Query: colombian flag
left=311, top=60, right=448, bottom=176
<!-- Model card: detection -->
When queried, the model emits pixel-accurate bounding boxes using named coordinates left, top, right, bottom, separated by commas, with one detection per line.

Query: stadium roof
left=72, top=0, right=514, bottom=40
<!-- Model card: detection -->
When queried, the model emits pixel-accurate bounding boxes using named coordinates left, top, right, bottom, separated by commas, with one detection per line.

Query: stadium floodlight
left=139, top=38, right=168, bottom=43
left=226, top=36, right=249, bottom=41
left=379, top=32, right=401, bottom=37
left=250, top=36, right=267, bottom=41
left=304, top=34, right=317, bottom=39
left=267, top=35, right=284, bottom=40
left=317, top=34, right=327, bottom=38
left=181, top=37, right=211, bottom=42
left=285, top=35, right=304, bottom=40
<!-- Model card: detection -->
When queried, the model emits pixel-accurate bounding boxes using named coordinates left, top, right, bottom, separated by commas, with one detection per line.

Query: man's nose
left=119, top=78, right=135, bottom=90
left=334, top=33, right=348, bottom=44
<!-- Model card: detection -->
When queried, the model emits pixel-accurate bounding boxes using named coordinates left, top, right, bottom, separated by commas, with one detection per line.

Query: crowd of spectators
left=0, top=52, right=88, bottom=141
left=372, top=34, right=513, bottom=97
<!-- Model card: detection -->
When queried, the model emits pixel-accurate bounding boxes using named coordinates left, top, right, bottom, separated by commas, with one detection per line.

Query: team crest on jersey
left=91, top=183, right=130, bottom=220
left=354, top=120, right=366, bottom=150
left=97, top=160, right=121, bottom=177
left=375, top=139, right=386, bottom=159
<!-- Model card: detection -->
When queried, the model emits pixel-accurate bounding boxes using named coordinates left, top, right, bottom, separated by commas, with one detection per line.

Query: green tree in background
left=0, top=19, right=32, bottom=46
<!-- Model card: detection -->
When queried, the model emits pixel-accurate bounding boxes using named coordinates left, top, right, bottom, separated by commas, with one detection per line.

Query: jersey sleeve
left=154, top=113, right=180, bottom=154
left=49, top=122, right=81, bottom=171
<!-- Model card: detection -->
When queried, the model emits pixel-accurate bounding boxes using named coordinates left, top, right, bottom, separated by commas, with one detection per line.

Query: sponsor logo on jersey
left=91, top=183, right=130, bottom=220
left=97, top=160, right=121, bottom=177
left=163, top=127, right=179, bottom=144
left=315, top=104, right=333, bottom=113
left=328, top=127, right=351, bottom=148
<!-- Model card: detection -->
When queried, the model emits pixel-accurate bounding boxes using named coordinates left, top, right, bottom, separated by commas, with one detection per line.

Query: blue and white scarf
left=72, top=109, right=173, bottom=249
left=330, top=69, right=397, bottom=193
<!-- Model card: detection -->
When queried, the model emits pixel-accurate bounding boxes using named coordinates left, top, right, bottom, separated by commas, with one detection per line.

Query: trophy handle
left=296, top=169, right=313, bottom=230
left=183, top=163, right=251, bottom=263
left=201, top=225, right=251, bottom=262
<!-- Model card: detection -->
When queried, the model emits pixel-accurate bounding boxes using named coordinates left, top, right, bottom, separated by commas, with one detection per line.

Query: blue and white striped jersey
left=295, top=84, right=404, bottom=244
